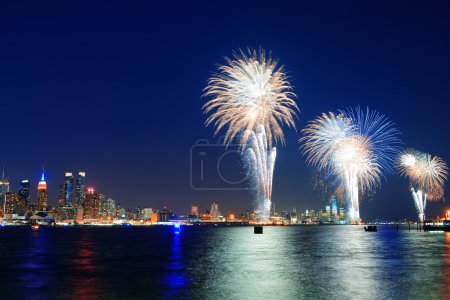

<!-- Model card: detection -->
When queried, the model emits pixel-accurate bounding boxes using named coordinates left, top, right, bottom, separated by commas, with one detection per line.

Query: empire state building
left=37, top=170, right=48, bottom=211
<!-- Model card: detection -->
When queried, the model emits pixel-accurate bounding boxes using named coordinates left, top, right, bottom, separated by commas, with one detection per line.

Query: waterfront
left=0, top=225, right=449, bottom=299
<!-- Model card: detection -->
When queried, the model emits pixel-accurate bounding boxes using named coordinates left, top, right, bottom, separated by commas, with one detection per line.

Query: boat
left=31, top=224, right=40, bottom=232
left=364, top=225, right=377, bottom=232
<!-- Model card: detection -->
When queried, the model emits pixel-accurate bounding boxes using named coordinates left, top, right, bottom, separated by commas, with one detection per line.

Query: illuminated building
left=227, top=212, right=236, bottom=221
left=37, top=170, right=48, bottom=211
left=200, top=212, right=210, bottom=221
left=99, top=197, right=107, bottom=219
left=325, top=205, right=331, bottom=221
left=99, top=194, right=105, bottom=217
left=18, top=180, right=30, bottom=213
left=106, top=198, right=116, bottom=217
left=134, top=207, right=141, bottom=219
left=159, top=207, right=171, bottom=222
left=150, top=212, right=160, bottom=223
left=58, top=183, right=65, bottom=207
left=210, top=202, right=219, bottom=222
left=331, top=198, right=338, bottom=219
left=141, top=207, right=153, bottom=220
left=76, top=206, right=84, bottom=221
left=191, top=203, right=199, bottom=217
left=59, top=172, right=74, bottom=206
left=57, top=206, right=76, bottom=220
left=82, top=187, right=100, bottom=219
left=290, top=208, right=298, bottom=224
left=75, top=172, right=86, bottom=207
left=305, top=209, right=310, bottom=218
left=0, top=171, right=10, bottom=199
left=339, top=208, right=346, bottom=219
left=117, top=208, right=126, bottom=219
left=4, top=192, right=19, bottom=216
left=127, top=209, right=136, bottom=220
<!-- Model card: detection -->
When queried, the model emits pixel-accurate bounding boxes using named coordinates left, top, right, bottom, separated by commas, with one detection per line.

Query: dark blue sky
left=1, top=0, right=449, bottom=219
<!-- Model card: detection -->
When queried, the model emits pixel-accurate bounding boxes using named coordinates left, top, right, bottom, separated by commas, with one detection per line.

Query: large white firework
left=203, top=48, right=298, bottom=147
left=203, top=49, right=298, bottom=221
left=398, top=149, right=448, bottom=221
left=300, top=107, right=401, bottom=223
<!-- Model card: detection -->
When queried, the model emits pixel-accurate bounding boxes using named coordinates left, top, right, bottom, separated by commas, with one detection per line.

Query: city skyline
left=1, top=1, right=450, bottom=219
left=0, top=167, right=448, bottom=222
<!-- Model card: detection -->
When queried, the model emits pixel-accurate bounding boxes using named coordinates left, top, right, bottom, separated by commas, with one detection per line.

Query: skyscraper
left=210, top=202, right=219, bottom=222
left=100, top=197, right=116, bottom=219
left=141, top=207, right=153, bottom=220
left=191, top=203, right=199, bottom=217
left=339, top=208, right=346, bottom=220
left=18, top=180, right=30, bottom=213
left=0, top=170, right=10, bottom=197
left=4, top=192, right=19, bottom=215
left=331, top=197, right=338, bottom=220
left=106, top=198, right=116, bottom=218
left=37, top=170, right=48, bottom=211
left=75, top=172, right=86, bottom=207
left=58, top=183, right=65, bottom=206
left=83, top=187, right=100, bottom=220
left=59, top=172, right=74, bottom=206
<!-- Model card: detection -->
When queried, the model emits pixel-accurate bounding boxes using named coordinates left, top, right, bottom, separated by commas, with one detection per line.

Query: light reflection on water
left=70, top=233, right=103, bottom=300
left=443, top=232, right=450, bottom=297
left=160, top=230, right=191, bottom=298
left=0, top=225, right=449, bottom=299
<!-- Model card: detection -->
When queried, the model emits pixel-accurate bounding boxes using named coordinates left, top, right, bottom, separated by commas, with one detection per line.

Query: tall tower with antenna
left=0, top=167, right=10, bottom=196
left=37, top=168, right=48, bottom=211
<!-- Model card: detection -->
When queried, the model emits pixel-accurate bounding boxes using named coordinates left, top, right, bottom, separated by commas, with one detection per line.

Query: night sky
left=1, top=0, right=449, bottom=220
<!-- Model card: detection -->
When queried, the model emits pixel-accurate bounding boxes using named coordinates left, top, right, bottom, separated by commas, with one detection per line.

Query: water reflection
left=160, top=229, right=190, bottom=298
left=442, top=232, right=450, bottom=296
left=200, top=227, right=295, bottom=298
left=19, top=228, right=53, bottom=296
left=70, top=232, right=102, bottom=300
left=2, top=226, right=450, bottom=299
left=189, top=226, right=450, bottom=299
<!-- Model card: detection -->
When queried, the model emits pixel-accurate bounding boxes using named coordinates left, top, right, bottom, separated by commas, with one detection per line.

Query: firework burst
left=203, top=48, right=298, bottom=147
left=203, top=49, right=299, bottom=221
left=300, top=107, right=401, bottom=223
left=398, top=149, right=448, bottom=221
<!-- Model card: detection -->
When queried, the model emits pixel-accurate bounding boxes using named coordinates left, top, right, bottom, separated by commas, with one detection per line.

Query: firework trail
left=300, top=107, right=401, bottom=223
left=398, top=149, right=448, bottom=222
left=244, top=125, right=276, bottom=220
left=203, top=49, right=298, bottom=220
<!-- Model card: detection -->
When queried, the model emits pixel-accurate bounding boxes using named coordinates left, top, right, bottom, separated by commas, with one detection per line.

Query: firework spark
left=398, top=149, right=448, bottom=221
left=300, top=107, right=401, bottom=223
left=203, top=48, right=298, bottom=147
left=203, top=49, right=298, bottom=220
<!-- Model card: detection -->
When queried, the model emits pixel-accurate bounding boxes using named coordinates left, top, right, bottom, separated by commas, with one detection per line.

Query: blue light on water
left=174, top=223, right=181, bottom=233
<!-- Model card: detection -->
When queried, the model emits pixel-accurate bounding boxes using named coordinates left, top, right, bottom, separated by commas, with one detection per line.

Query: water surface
left=0, top=225, right=448, bottom=299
